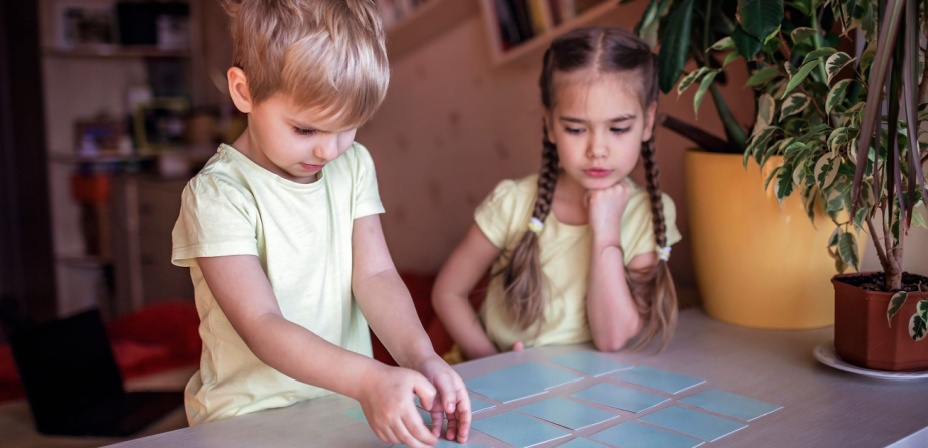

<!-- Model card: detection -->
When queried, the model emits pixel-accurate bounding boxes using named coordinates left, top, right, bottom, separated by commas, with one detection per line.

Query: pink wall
left=357, top=6, right=758, bottom=304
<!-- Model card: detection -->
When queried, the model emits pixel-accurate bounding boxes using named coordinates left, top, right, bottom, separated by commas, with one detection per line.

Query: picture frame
left=52, top=0, right=118, bottom=48
left=132, top=97, right=190, bottom=151
left=73, top=117, right=123, bottom=154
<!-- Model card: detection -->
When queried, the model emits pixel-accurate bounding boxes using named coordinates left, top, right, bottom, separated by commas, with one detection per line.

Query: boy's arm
left=351, top=214, right=471, bottom=443
left=197, top=255, right=440, bottom=448
left=431, top=222, right=501, bottom=360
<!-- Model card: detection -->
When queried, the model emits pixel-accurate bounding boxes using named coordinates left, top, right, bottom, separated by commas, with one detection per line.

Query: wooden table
left=107, top=309, right=928, bottom=447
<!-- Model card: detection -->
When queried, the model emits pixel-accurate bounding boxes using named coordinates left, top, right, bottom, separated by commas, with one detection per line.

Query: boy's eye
left=564, top=127, right=585, bottom=134
left=293, top=127, right=317, bottom=136
left=610, top=127, right=630, bottom=134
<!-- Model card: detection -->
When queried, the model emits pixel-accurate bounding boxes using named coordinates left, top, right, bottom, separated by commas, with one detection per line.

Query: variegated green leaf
left=814, top=155, right=839, bottom=189
left=828, top=226, right=843, bottom=247
left=693, top=70, right=720, bottom=116
left=746, top=66, right=781, bottom=87
left=677, top=67, right=708, bottom=95
left=790, top=26, right=817, bottom=44
left=781, top=92, right=810, bottom=117
left=782, top=60, right=821, bottom=99
left=776, top=163, right=795, bottom=200
left=754, top=93, right=776, bottom=131
left=887, top=291, right=908, bottom=326
left=910, top=302, right=927, bottom=341
left=912, top=207, right=927, bottom=228
left=825, top=52, right=855, bottom=84
left=828, top=126, right=856, bottom=153
left=765, top=165, right=782, bottom=190
left=837, top=231, right=859, bottom=271
left=826, top=79, right=854, bottom=115
left=709, top=36, right=736, bottom=52
left=722, top=51, right=740, bottom=68
left=802, top=47, right=837, bottom=67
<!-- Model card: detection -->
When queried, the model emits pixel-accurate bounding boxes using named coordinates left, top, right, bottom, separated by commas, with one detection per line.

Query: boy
left=171, top=1, right=470, bottom=446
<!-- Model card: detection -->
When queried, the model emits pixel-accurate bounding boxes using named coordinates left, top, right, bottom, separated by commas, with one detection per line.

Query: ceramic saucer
left=813, top=340, right=928, bottom=381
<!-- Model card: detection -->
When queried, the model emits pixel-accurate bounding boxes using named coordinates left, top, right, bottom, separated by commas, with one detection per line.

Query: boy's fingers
left=455, top=390, right=472, bottom=442
left=400, top=409, right=437, bottom=448
left=412, top=375, right=438, bottom=413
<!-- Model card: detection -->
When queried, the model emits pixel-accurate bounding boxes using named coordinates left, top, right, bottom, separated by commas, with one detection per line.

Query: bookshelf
left=382, top=0, right=481, bottom=61
left=478, top=0, right=618, bottom=66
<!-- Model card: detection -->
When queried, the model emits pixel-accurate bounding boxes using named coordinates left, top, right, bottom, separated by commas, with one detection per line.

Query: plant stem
left=866, top=217, right=890, bottom=273
left=810, top=7, right=831, bottom=85
left=708, top=83, right=747, bottom=149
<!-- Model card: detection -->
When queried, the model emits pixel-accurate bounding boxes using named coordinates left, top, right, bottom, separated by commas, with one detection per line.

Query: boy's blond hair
left=220, top=0, right=389, bottom=129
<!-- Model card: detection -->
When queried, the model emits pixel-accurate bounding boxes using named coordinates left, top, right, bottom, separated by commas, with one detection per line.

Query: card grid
left=350, top=351, right=782, bottom=447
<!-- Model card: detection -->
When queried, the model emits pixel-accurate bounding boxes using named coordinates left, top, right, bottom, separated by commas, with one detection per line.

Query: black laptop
left=8, top=308, right=184, bottom=437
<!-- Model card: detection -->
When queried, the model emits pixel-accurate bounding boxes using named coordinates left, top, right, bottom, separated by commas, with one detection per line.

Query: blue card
left=343, top=406, right=368, bottom=423
left=469, top=394, right=495, bottom=413
left=343, top=406, right=432, bottom=425
left=590, top=421, right=703, bottom=448
left=679, top=389, right=782, bottom=421
left=471, top=411, right=571, bottom=447
left=394, top=440, right=491, bottom=448
left=638, top=406, right=747, bottom=441
left=556, top=437, right=609, bottom=447
left=612, top=366, right=706, bottom=394
left=550, top=351, right=633, bottom=376
left=465, top=362, right=583, bottom=403
left=517, top=397, right=619, bottom=430
left=570, top=383, right=668, bottom=413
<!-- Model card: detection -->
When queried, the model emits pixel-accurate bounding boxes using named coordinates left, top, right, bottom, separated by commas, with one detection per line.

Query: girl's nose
left=587, top=133, right=607, bottom=158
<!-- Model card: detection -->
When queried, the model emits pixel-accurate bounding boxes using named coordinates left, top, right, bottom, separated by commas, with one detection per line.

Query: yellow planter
left=685, top=150, right=839, bottom=329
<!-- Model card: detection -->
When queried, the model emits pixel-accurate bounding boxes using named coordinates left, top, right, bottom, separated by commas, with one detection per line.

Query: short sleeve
left=474, top=179, right=525, bottom=249
left=621, top=191, right=683, bottom=263
left=171, top=174, right=259, bottom=267
left=347, top=143, right=384, bottom=219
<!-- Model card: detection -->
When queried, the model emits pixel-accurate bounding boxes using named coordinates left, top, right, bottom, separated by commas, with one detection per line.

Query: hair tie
left=528, top=217, right=544, bottom=234
left=657, top=246, right=671, bottom=262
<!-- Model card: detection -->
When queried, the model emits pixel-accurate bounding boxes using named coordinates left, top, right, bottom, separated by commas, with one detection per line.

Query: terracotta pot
left=832, top=273, right=928, bottom=372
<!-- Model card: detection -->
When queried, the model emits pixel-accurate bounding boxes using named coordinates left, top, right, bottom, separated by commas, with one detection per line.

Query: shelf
left=480, top=0, right=618, bottom=67
left=48, top=151, right=158, bottom=165
left=43, top=45, right=190, bottom=58
left=57, top=255, right=112, bottom=268
left=385, top=0, right=480, bottom=61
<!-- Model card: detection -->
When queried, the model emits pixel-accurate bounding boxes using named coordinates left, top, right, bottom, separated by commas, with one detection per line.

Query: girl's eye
left=565, top=127, right=585, bottom=134
left=610, top=127, right=630, bottom=134
left=294, top=127, right=317, bottom=136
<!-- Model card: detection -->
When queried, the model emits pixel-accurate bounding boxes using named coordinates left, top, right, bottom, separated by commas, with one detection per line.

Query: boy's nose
left=313, top=135, right=339, bottom=162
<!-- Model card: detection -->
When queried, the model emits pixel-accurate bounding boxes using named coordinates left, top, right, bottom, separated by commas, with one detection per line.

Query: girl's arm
left=351, top=214, right=471, bottom=443
left=585, top=182, right=646, bottom=351
left=198, top=254, right=442, bottom=448
left=431, top=222, right=502, bottom=360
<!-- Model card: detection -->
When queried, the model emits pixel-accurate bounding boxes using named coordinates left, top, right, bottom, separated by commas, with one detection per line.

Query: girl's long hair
left=497, top=27, right=677, bottom=350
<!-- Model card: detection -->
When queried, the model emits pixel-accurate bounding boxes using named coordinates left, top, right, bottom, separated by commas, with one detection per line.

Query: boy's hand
left=416, top=355, right=472, bottom=443
left=359, top=364, right=438, bottom=448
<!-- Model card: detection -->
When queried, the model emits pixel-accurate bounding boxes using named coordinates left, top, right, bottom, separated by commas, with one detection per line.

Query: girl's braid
left=533, top=126, right=560, bottom=221
left=640, top=139, right=667, bottom=249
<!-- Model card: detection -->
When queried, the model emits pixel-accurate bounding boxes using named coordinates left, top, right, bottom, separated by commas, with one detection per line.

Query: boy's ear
left=227, top=67, right=254, bottom=113
left=641, top=102, right=658, bottom=142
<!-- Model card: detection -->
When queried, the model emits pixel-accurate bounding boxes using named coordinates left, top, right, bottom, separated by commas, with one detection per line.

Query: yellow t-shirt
left=171, top=143, right=383, bottom=425
left=475, top=174, right=682, bottom=351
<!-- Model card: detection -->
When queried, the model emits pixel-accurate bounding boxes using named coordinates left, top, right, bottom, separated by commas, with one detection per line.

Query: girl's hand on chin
left=586, top=179, right=631, bottom=246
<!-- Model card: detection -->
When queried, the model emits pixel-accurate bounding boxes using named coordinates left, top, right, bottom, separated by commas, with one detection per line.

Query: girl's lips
left=585, top=169, right=612, bottom=178
left=300, top=163, right=324, bottom=171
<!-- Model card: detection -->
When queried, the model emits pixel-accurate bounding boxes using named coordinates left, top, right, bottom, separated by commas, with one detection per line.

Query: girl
left=432, top=27, right=681, bottom=361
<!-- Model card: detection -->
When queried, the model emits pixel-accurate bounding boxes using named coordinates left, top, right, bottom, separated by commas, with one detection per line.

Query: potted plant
left=628, top=0, right=841, bottom=329
left=678, top=0, right=927, bottom=371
